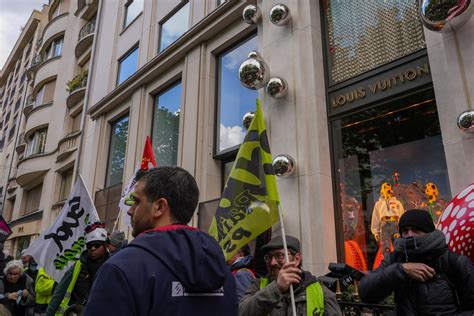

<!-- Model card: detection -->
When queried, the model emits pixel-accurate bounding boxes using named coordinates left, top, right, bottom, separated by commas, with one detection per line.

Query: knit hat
left=108, top=230, right=126, bottom=247
left=398, top=209, right=435, bottom=233
left=261, top=235, right=301, bottom=254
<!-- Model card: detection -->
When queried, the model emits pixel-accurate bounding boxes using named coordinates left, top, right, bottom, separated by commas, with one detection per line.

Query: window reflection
left=152, top=83, right=182, bottom=166
left=333, top=89, right=451, bottom=271
left=217, top=35, right=257, bottom=154
left=124, top=0, right=144, bottom=28
left=106, top=115, right=129, bottom=187
left=117, top=46, right=139, bottom=85
left=159, top=2, right=190, bottom=52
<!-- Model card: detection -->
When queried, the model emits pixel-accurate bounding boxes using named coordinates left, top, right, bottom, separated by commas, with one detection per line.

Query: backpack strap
left=438, top=250, right=462, bottom=311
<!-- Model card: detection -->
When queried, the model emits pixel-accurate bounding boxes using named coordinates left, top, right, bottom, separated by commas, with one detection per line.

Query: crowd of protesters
left=1, top=166, right=473, bottom=316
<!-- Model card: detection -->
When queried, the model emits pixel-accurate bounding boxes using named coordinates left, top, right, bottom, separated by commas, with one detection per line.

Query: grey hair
left=4, top=259, right=24, bottom=275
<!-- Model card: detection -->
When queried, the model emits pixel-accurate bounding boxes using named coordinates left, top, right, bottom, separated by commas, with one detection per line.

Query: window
left=152, top=82, right=182, bottom=166
left=4, top=197, right=15, bottom=221
left=216, top=35, right=257, bottom=155
left=27, top=128, right=48, bottom=156
left=332, top=88, right=451, bottom=271
left=50, top=2, right=61, bottom=19
left=15, top=236, right=31, bottom=259
left=71, top=112, right=82, bottom=132
left=45, top=37, right=63, bottom=60
left=159, top=2, right=190, bottom=52
left=124, top=0, right=144, bottom=28
left=14, top=98, right=22, bottom=112
left=106, top=115, right=129, bottom=187
left=59, top=168, right=74, bottom=201
left=23, top=183, right=43, bottom=215
left=34, top=80, right=56, bottom=107
left=322, top=0, right=425, bottom=85
left=117, top=46, right=139, bottom=85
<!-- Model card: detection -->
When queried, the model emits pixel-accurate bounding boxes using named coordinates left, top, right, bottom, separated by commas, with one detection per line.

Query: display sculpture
left=371, top=182, right=405, bottom=256
left=438, top=183, right=474, bottom=262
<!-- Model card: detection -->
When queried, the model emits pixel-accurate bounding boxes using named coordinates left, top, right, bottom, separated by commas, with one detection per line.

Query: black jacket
left=359, top=230, right=474, bottom=315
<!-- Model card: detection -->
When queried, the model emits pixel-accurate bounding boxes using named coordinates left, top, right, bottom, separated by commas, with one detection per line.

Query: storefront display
left=332, top=88, right=452, bottom=270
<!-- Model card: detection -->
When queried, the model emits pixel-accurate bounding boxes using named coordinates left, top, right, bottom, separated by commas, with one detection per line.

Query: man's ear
left=294, top=252, right=302, bottom=266
left=151, top=198, right=169, bottom=219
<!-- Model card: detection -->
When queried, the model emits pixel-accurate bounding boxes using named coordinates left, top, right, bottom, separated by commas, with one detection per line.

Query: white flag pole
left=277, top=203, right=297, bottom=316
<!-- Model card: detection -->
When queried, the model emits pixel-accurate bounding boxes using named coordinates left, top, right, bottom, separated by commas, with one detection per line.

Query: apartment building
left=1, top=0, right=472, bottom=273
left=0, top=0, right=98, bottom=257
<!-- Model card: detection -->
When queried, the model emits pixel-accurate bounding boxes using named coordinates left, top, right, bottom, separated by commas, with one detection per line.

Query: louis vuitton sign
left=328, top=55, right=432, bottom=116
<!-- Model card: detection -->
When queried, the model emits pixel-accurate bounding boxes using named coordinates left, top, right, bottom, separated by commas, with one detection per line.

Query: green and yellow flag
left=209, top=99, right=280, bottom=260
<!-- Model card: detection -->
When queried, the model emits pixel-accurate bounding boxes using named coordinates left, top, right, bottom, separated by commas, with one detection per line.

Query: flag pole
left=277, top=202, right=297, bottom=316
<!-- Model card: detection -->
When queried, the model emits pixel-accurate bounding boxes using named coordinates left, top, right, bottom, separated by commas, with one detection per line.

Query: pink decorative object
left=438, top=183, right=474, bottom=261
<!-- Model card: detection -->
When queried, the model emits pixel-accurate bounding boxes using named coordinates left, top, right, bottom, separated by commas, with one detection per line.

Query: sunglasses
left=86, top=242, right=103, bottom=250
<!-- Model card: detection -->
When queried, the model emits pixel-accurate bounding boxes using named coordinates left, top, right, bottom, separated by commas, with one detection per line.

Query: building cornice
left=88, top=0, right=253, bottom=119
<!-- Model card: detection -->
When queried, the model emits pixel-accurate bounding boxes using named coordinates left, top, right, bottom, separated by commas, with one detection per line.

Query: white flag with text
left=26, top=176, right=99, bottom=282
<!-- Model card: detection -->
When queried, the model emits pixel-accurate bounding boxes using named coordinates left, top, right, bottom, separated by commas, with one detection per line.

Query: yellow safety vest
left=259, top=277, right=324, bottom=316
left=56, top=261, right=82, bottom=316
left=35, top=267, right=55, bottom=305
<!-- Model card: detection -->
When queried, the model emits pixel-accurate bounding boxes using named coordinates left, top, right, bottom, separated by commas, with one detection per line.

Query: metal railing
left=78, top=19, right=95, bottom=41
left=31, top=54, right=43, bottom=68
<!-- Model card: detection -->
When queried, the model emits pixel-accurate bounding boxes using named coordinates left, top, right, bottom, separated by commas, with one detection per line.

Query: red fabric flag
left=140, top=136, right=156, bottom=170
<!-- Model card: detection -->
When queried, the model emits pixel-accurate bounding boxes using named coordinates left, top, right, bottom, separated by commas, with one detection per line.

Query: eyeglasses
left=86, top=242, right=103, bottom=250
left=263, top=252, right=294, bottom=263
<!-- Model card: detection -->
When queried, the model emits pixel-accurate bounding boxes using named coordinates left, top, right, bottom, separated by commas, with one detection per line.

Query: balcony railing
left=57, top=131, right=81, bottom=160
left=31, top=54, right=43, bottom=68
left=78, top=19, right=95, bottom=42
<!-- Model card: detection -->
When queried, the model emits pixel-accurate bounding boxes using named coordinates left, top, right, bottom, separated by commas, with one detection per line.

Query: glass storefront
left=331, top=88, right=451, bottom=271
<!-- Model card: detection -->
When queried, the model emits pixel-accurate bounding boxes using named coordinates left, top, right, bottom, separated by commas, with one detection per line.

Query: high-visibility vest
left=35, top=267, right=55, bottom=305
left=55, top=261, right=82, bottom=316
left=259, top=277, right=324, bottom=316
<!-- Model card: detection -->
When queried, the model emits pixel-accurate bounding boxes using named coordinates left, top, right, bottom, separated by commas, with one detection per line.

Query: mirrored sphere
left=266, top=77, right=288, bottom=99
left=239, top=56, right=270, bottom=90
left=457, top=110, right=474, bottom=132
left=269, top=4, right=291, bottom=26
left=242, top=5, right=261, bottom=25
left=420, top=0, right=473, bottom=32
left=248, top=51, right=261, bottom=59
left=272, top=154, right=296, bottom=177
left=242, top=112, right=255, bottom=130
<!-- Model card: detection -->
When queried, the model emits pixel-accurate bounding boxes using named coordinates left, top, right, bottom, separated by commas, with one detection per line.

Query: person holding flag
left=46, top=223, right=109, bottom=316
left=209, top=100, right=341, bottom=316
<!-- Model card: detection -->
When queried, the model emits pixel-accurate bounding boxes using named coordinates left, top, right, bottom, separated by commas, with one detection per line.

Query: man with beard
left=84, top=166, right=237, bottom=315
left=239, top=235, right=341, bottom=316
left=359, top=209, right=474, bottom=315
left=46, top=223, right=109, bottom=315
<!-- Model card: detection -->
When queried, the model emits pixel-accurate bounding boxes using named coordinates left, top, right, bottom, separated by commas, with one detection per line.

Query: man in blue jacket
left=84, top=166, right=237, bottom=315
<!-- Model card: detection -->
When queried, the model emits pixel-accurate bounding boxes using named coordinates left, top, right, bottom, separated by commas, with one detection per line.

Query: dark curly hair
left=139, top=166, right=199, bottom=224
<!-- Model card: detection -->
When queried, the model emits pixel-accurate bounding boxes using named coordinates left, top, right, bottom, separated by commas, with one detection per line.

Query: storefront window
left=106, top=115, right=129, bottom=187
left=152, top=82, right=181, bottom=166
left=323, top=0, right=426, bottom=85
left=217, top=35, right=257, bottom=155
left=332, top=88, right=451, bottom=271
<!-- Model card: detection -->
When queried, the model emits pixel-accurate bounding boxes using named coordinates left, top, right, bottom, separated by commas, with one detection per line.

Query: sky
left=0, top=0, right=44, bottom=71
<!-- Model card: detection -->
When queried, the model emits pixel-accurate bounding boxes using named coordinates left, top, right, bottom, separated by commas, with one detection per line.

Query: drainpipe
left=73, top=0, right=103, bottom=186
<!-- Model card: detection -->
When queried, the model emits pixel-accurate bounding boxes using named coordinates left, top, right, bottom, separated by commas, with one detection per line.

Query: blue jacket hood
left=129, top=225, right=227, bottom=292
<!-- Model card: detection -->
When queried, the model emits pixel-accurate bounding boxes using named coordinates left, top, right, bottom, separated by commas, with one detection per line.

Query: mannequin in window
left=371, top=182, right=405, bottom=255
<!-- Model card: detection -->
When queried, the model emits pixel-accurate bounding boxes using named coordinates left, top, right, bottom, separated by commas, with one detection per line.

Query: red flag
left=140, top=136, right=157, bottom=170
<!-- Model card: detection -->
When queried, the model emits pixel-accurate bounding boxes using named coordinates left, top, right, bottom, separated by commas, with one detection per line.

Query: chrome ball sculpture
left=457, top=110, right=474, bottom=132
left=266, top=77, right=288, bottom=99
left=272, top=154, right=296, bottom=177
left=269, top=4, right=291, bottom=26
left=242, top=112, right=255, bottom=130
left=239, top=51, right=270, bottom=90
left=419, top=0, right=473, bottom=32
left=242, top=5, right=261, bottom=25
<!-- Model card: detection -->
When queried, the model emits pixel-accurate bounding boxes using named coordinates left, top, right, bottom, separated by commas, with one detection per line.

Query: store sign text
left=331, top=63, right=430, bottom=108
